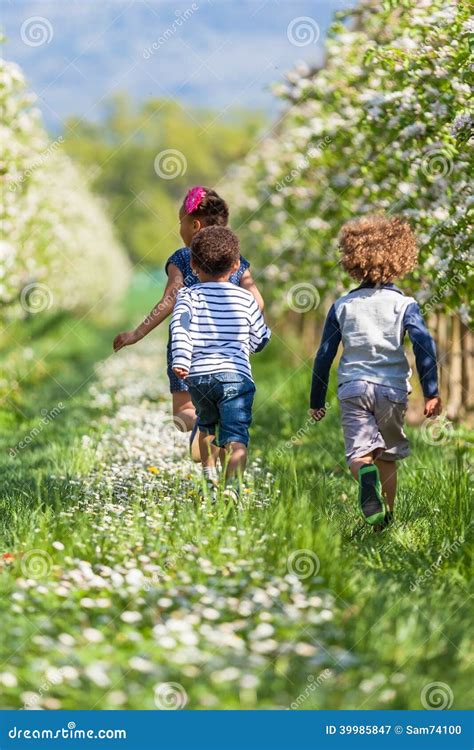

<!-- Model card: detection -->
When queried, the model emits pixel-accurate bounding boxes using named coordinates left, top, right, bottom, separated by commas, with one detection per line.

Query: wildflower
left=83, top=628, right=104, bottom=643
left=0, top=672, right=18, bottom=688
left=120, top=611, right=142, bottom=624
left=128, top=656, right=153, bottom=673
left=85, top=664, right=110, bottom=687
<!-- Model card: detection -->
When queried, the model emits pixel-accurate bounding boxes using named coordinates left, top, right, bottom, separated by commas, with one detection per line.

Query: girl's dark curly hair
left=183, top=186, right=229, bottom=226
left=339, top=214, right=418, bottom=284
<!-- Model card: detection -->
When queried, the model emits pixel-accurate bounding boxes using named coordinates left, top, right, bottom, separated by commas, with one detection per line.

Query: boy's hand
left=113, top=330, right=141, bottom=352
left=424, top=396, right=442, bottom=417
left=310, top=407, right=326, bottom=422
left=173, top=367, right=189, bottom=379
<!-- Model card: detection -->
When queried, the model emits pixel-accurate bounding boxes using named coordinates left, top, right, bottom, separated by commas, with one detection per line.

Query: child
left=310, top=215, right=441, bottom=530
left=113, top=186, right=264, bottom=453
left=171, top=225, right=271, bottom=495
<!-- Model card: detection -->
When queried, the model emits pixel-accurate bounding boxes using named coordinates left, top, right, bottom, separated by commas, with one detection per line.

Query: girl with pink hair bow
left=113, top=186, right=264, bottom=460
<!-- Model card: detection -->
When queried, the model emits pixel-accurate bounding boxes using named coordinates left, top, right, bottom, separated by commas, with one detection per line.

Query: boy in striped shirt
left=171, top=226, right=271, bottom=494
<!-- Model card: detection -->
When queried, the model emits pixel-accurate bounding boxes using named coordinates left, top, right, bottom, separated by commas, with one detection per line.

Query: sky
left=2, top=0, right=348, bottom=132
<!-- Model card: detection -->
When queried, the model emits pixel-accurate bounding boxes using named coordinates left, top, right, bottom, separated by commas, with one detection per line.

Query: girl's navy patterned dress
left=165, top=247, right=250, bottom=392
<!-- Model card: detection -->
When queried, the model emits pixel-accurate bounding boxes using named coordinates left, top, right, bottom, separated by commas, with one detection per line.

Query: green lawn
left=0, top=295, right=471, bottom=710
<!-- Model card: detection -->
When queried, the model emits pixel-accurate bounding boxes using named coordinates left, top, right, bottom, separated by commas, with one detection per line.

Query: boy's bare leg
left=172, top=393, right=219, bottom=464
left=199, top=432, right=216, bottom=468
left=375, top=458, right=397, bottom=511
left=199, top=432, right=219, bottom=489
left=349, top=454, right=374, bottom=481
left=172, top=392, right=196, bottom=432
left=224, top=441, right=247, bottom=482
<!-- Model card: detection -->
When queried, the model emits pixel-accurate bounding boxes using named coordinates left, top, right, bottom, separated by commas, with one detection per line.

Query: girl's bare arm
left=239, top=268, right=264, bottom=311
left=113, top=264, right=184, bottom=351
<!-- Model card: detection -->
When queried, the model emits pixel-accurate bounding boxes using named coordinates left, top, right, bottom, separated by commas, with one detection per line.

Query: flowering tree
left=229, top=0, right=472, bottom=322
left=0, top=54, right=131, bottom=321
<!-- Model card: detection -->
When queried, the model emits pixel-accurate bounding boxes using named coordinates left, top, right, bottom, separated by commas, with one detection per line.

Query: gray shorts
left=338, top=380, right=410, bottom=465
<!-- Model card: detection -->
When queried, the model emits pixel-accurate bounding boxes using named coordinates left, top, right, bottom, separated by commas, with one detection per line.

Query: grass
left=252, top=344, right=472, bottom=709
left=0, top=294, right=472, bottom=711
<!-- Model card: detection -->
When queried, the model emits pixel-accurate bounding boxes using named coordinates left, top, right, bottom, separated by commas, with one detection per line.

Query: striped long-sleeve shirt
left=171, top=282, right=271, bottom=381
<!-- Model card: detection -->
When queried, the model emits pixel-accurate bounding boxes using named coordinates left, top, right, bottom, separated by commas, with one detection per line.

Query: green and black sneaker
left=358, top=465, right=386, bottom=525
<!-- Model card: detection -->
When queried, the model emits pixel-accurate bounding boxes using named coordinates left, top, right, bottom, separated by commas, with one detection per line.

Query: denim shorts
left=338, top=380, right=410, bottom=465
left=186, top=372, right=256, bottom=447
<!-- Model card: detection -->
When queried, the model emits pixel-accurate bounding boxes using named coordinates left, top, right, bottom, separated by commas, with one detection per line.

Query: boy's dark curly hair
left=185, top=187, right=229, bottom=226
left=190, top=226, right=240, bottom=276
left=339, top=214, right=418, bottom=284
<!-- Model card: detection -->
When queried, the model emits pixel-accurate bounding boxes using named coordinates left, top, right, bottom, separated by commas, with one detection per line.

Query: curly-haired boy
left=310, top=215, right=441, bottom=530
left=171, top=226, right=271, bottom=498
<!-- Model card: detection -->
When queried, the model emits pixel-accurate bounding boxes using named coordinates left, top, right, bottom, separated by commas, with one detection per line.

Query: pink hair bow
left=184, top=186, right=206, bottom=214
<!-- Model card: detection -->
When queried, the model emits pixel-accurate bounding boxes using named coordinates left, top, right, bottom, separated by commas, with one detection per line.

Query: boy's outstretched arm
left=113, top=263, right=184, bottom=352
left=403, top=302, right=442, bottom=416
left=170, top=290, right=194, bottom=378
left=310, top=304, right=341, bottom=420
left=248, top=298, right=271, bottom=353
left=240, top=269, right=264, bottom=311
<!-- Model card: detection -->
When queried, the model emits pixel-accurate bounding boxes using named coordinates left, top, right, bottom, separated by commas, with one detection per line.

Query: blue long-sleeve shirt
left=310, top=284, right=439, bottom=410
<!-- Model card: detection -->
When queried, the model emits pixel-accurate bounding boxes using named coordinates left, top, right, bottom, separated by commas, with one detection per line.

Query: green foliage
left=229, top=0, right=473, bottom=321
left=0, top=301, right=471, bottom=709
left=1, top=56, right=131, bottom=322
left=64, top=95, right=265, bottom=266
